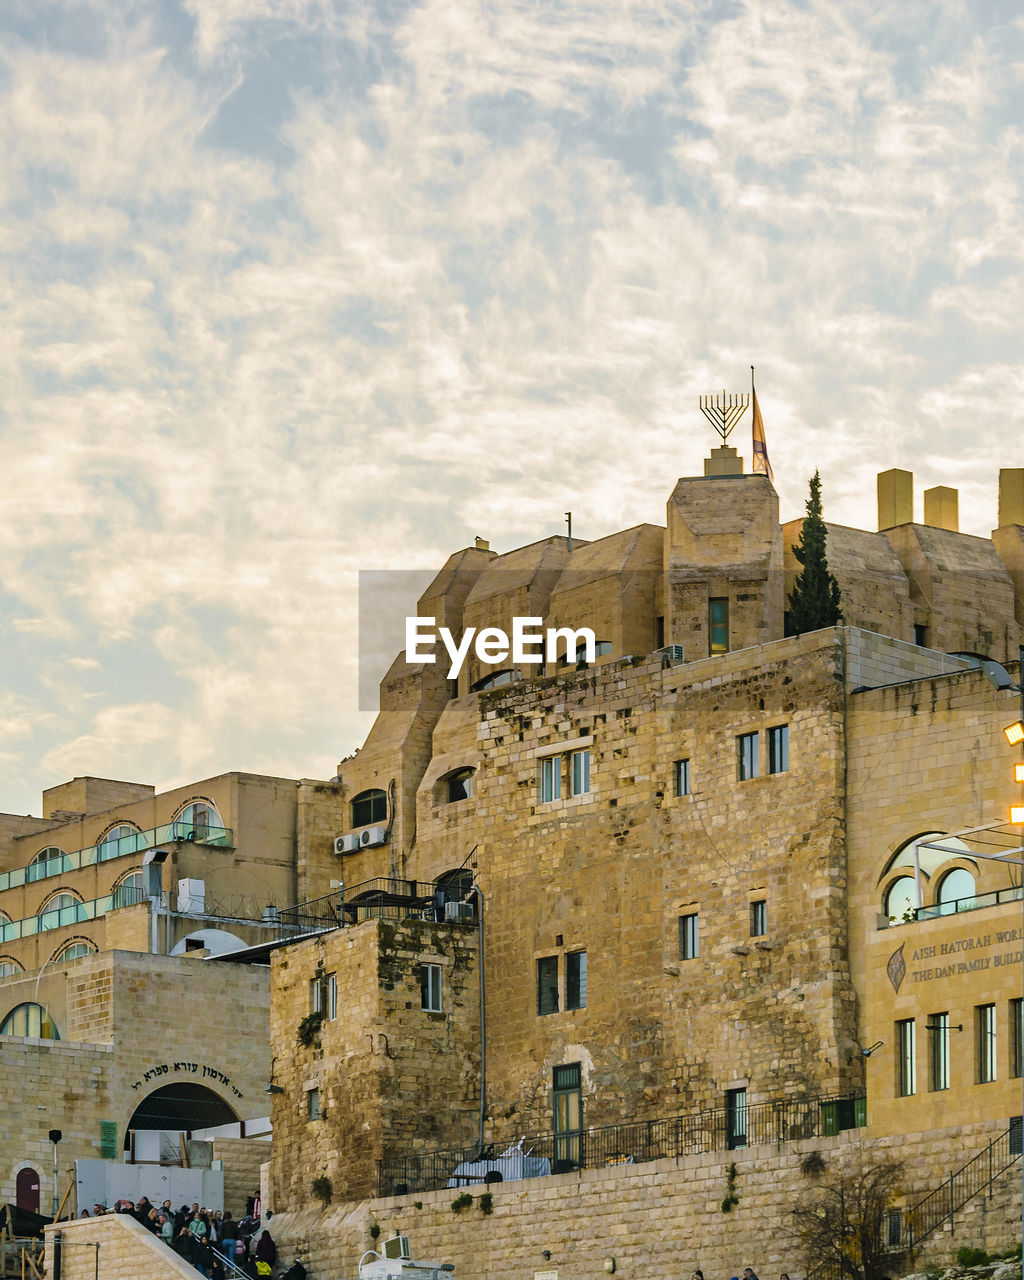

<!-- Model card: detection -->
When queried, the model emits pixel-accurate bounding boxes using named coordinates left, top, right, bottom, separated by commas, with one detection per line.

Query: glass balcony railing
left=0, top=885, right=149, bottom=944
left=915, top=883, right=1023, bottom=920
left=0, top=822, right=233, bottom=894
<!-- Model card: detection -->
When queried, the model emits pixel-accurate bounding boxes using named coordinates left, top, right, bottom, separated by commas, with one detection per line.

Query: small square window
left=566, top=952, right=587, bottom=1010
left=679, top=913, right=699, bottom=960
left=307, top=1087, right=321, bottom=1121
left=537, top=956, right=559, bottom=1015
left=674, top=759, right=690, bottom=797
left=749, top=900, right=766, bottom=937
left=768, top=725, right=788, bottom=774
left=738, top=732, right=759, bottom=781
left=570, top=749, right=590, bottom=797
left=540, top=757, right=562, bottom=804
left=420, top=964, right=442, bottom=1012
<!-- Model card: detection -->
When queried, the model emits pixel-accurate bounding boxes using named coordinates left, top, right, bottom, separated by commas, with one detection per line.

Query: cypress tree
left=786, top=470, right=842, bottom=636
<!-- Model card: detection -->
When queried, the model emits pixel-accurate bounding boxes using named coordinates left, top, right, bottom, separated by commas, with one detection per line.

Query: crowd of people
left=80, top=1197, right=306, bottom=1279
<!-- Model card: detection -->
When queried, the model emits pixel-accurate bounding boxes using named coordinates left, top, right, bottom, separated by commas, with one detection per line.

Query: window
left=27, top=848, right=65, bottom=881
left=175, top=801, right=221, bottom=839
left=310, top=974, right=337, bottom=1020
left=726, top=1087, right=747, bottom=1149
left=738, top=732, right=759, bottom=780
left=471, top=669, right=514, bottom=691
left=307, top=1087, right=321, bottom=1121
left=914, top=624, right=929, bottom=647
left=537, top=956, right=559, bottom=1015
left=445, top=769, right=474, bottom=803
left=98, top=824, right=142, bottom=858
left=112, top=871, right=145, bottom=910
left=552, top=1063, right=582, bottom=1170
left=679, top=913, right=699, bottom=960
left=977, top=1004, right=996, bottom=1083
left=884, top=877, right=917, bottom=923
left=53, top=941, right=96, bottom=962
left=749, top=900, right=767, bottom=937
left=352, top=789, right=387, bottom=828
left=674, top=759, right=691, bottom=797
left=936, top=867, right=975, bottom=914
left=561, top=639, right=612, bottom=666
left=709, top=598, right=729, bottom=655
left=897, top=1019, right=916, bottom=1096
left=565, top=952, right=587, bottom=1011
left=0, top=1003, right=59, bottom=1040
left=887, top=1210, right=903, bottom=1248
left=539, top=757, right=562, bottom=804
left=570, top=749, right=590, bottom=797
left=1012, top=998, right=1023, bottom=1080
left=0, top=958, right=23, bottom=979
left=37, top=892, right=83, bottom=924
left=929, top=1012, right=949, bottom=1091
left=767, top=725, right=788, bottom=774
left=420, top=964, right=442, bottom=1012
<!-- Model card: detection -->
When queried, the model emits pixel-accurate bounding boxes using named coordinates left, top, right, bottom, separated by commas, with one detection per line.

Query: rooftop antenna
left=565, top=512, right=573, bottom=552
left=699, top=387, right=750, bottom=443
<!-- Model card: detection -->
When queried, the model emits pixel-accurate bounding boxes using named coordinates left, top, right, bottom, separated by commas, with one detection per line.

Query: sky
left=1, top=0, right=1023, bottom=817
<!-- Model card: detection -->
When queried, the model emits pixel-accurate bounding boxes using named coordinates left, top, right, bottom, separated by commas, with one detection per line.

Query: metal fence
left=278, top=878, right=473, bottom=934
left=378, top=1090, right=866, bottom=1196
left=906, top=1121, right=1021, bottom=1247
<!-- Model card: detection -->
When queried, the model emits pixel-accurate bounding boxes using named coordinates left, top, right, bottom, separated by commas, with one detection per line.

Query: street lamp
left=48, top=1129, right=62, bottom=1218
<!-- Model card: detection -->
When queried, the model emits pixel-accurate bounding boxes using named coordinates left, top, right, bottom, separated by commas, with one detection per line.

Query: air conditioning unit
left=658, top=644, right=685, bottom=665
left=334, top=834, right=361, bottom=856
left=383, top=1236, right=411, bottom=1260
left=444, top=901, right=474, bottom=923
left=359, top=826, right=387, bottom=848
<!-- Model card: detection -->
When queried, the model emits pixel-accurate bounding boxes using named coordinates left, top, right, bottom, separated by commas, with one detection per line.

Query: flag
left=751, top=388, right=774, bottom=483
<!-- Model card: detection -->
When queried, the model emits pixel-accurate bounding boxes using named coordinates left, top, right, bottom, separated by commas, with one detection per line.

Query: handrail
left=0, top=821, right=233, bottom=894
left=378, top=1089, right=866, bottom=1196
left=279, top=877, right=470, bottom=933
left=0, top=886, right=150, bottom=944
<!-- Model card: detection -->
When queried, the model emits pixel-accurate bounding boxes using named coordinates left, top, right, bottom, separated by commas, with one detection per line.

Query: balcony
left=0, top=821, right=233, bottom=894
left=0, top=885, right=149, bottom=944
left=277, top=877, right=476, bottom=934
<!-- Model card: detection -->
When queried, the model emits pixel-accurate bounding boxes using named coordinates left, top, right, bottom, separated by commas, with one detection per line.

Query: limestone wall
left=43, top=1212, right=194, bottom=1280
left=264, top=1123, right=1022, bottom=1280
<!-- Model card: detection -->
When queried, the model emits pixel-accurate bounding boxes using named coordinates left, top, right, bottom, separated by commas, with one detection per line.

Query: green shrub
left=956, top=1247, right=990, bottom=1267
left=451, top=1192, right=473, bottom=1213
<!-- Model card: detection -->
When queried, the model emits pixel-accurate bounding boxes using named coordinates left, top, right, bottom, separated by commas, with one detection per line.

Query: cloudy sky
left=1, top=0, right=1022, bottom=817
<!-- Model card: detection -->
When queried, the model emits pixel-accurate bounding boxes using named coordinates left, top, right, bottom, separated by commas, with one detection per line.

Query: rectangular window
left=977, top=1003, right=996, bottom=1083
left=310, top=978, right=322, bottom=1014
left=552, top=1063, right=582, bottom=1170
left=1011, top=998, right=1023, bottom=1079
left=749, top=900, right=766, bottom=938
left=726, top=1087, right=747, bottom=1149
left=738, top=732, right=759, bottom=781
left=674, top=759, right=691, bottom=797
left=570, top=749, right=590, bottom=797
left=887, top=1210, right=903, bottom=1248
left=565, top=951, right=587, bottom=1010
left=540, top=757, right=562, bottom=803
left=420, top=964, right=442, bottom=1012
left=307, top=1087, right=320, bottom=1121
left=709, top=598, right=729, bottom=655
left=768, top=725, right=789, bottom=774
left=897, top=1019, right=916, bottom=1096
left=679, top=913, right=699, bottom=960
left=325, top=973, right=337, bottom=1020
left=537, top=956, right=559, bottom=1016
left=929, top=1012, right=949, bottom=1091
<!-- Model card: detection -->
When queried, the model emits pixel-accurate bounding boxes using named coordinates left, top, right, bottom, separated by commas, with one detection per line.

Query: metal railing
left=378, top=1090, right=866, bottom=1196
left=906, top=1120, right=1022, bottom=1248
left=0, top=885, right=148, bottom=944
left=915, top=883, right=1023, bottom=920
left=0, top=821, right=233, bottom=894
left=279, top=878, right=473, bottom=934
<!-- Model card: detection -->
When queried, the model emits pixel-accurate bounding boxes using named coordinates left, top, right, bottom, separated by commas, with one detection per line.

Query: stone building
left=264, top=449, right=1024, bottom=1275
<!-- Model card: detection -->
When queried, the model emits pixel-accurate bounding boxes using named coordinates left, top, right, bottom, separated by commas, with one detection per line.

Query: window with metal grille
left=552, top=1063, right=582, bottom=1171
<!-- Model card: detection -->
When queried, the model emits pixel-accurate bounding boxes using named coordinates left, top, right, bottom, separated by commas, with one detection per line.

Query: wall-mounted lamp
left=861, top=1041, right=884, bottom=1057
left=265, top=1083, right=285, bottom=1094
left=925, top=1021, right=963, bottom=1033
left=541, top=1251, right=552, bottom=1261
left=604, top=1258, right=617, bottom=1274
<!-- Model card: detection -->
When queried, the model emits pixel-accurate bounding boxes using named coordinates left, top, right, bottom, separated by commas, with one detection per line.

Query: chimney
left=998, top=469, right=1024, bottom=529
left=923, top=486, right=958, bottom=532
left=877, top=469, right=913, bottom=530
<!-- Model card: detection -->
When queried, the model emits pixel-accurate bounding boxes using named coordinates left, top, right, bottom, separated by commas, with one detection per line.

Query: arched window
left=174, top=801, right=222, bottom=840
left=98, top=824, right=142, bottom=860
left=352, top=789, right=387, bottom=828
left=37, top=891, right=84, bottom=925
left=884, top=877, right=917, bottom=922
left=26, top=847, right=66, bottom=881
left=112, top=870, right=145, bottom=909
left=936, top=867, right=976, bottom=914
left=1, top=1002, right=59, bottom=1039
left=444, top=769, right=475, bottom=803
left=0, top=957, right=23, bottom=979
left=435, top=868, right=473, bottom=901
left=52, top=939, right=96, bottom=962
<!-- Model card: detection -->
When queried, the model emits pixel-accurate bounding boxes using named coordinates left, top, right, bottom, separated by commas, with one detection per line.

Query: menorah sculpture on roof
left=699, top=389, right=750, bottom=443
